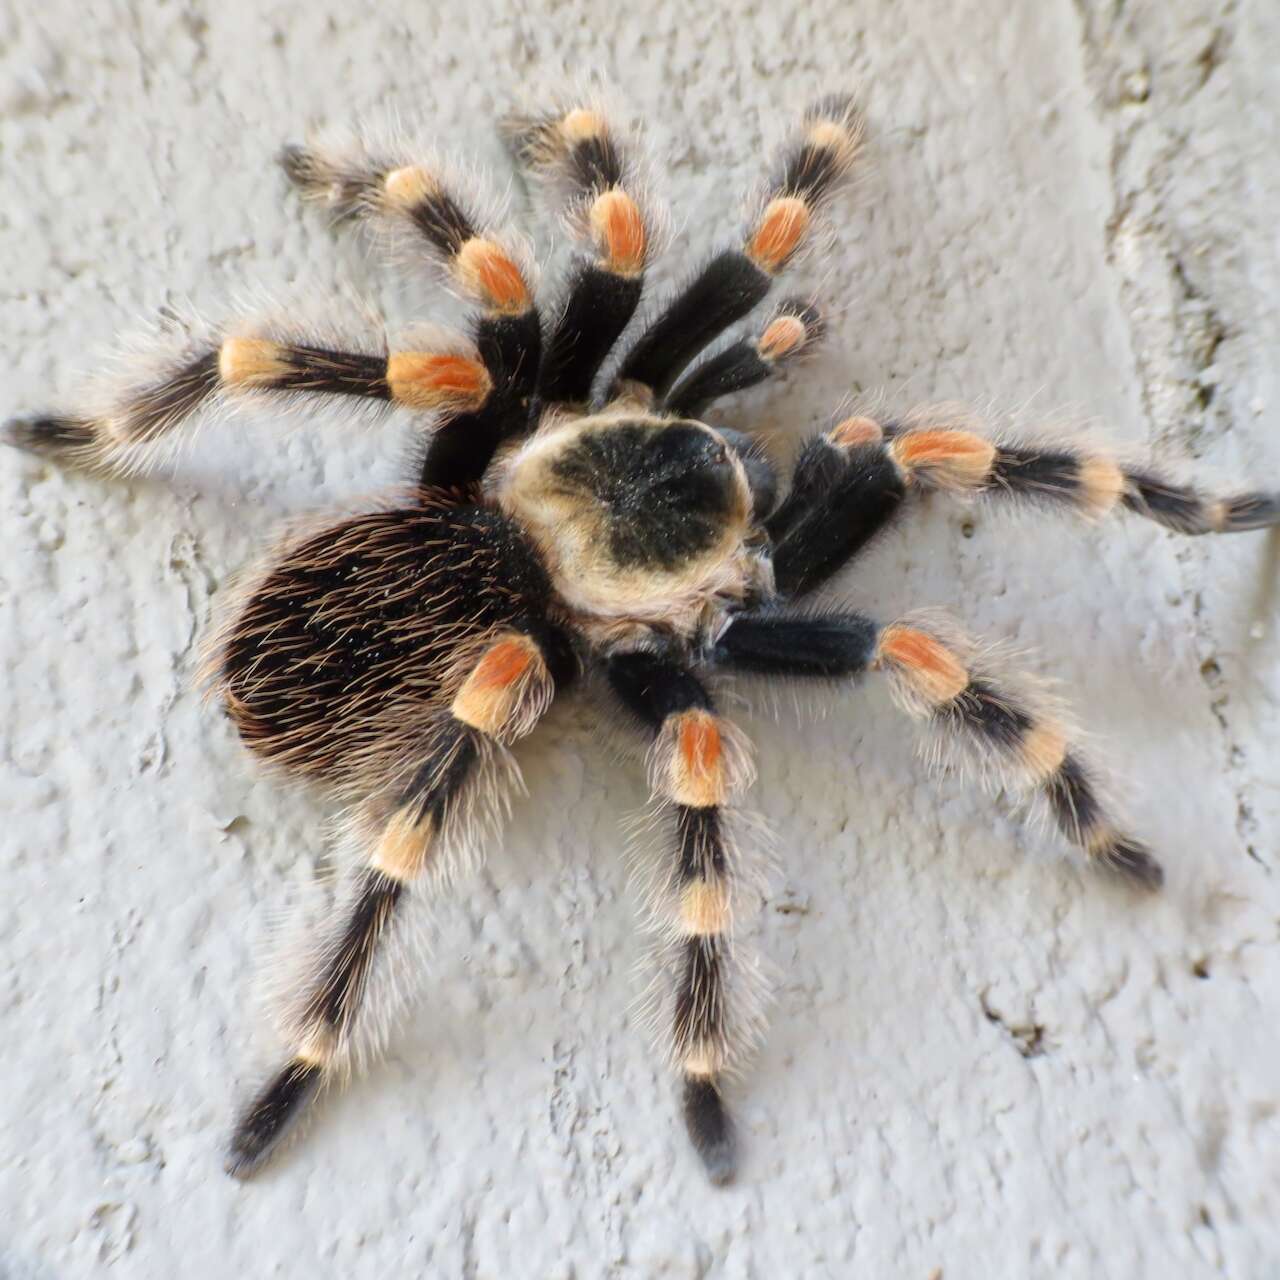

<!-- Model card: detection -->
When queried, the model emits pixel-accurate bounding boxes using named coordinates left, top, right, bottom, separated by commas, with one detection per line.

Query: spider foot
left=225, top=1058, right=324, bottom=1180
left=683, top=1076, right=737, bottom=1186
left=3, top=413, right=94, bottom=461
left=1096, top=837, right=1164, bottom=892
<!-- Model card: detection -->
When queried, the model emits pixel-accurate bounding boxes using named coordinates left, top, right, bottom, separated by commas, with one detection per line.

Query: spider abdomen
left=212, top=495, right=560, bottom=791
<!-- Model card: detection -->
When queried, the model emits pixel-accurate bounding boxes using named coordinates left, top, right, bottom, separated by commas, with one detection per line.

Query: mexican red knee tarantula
left=9, top=93, right=1278, bottom=1184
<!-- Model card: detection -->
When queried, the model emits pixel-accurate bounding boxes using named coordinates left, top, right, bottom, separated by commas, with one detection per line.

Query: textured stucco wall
left=3, top=1, right=1279, bottom=1276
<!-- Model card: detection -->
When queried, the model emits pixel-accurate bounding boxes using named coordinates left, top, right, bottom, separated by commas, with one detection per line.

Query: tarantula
left=9, top=92, right=1278, bottom=1185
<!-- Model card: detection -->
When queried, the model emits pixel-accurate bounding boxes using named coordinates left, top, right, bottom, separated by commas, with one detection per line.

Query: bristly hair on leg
left=632, top=908, right=774, bottom=1076
left=499, top=88, right=669, bottom=411
left=622, top=795, right=774, bottom=940
left=281, top=118, right=539, bottom=313
left=826, top=398, right=1280, bottom=539
left=743, top=93, right=868, bottom=276
left=872, top=610, right=1162, bottom=888
left=1, top=291, right=478, bottom=478
left=500, top=92, right=671, bottom=258
left=627, top=795, right=776, bottom=1073
left=260, top=727, right=521, bottom=1073
left=227, top=682, right=542, bottom=1181
left=4, top=306, right=223, bottom=475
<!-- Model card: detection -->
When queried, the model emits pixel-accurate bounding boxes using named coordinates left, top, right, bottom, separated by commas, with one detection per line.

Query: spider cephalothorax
left=497, top=410, right=757, bottom=630
left=8, top=91, right=1278, bottom=1186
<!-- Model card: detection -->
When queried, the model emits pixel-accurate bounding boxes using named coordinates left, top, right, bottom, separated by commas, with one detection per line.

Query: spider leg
left=280, top=136, right=537, bottom=323
left=612, top=96, right=865, bottom=404
left=502, top=100, right=658, bottom=411
left=666, top=300, right=824, bottom=523
left=608, top=651, right=764, bottom=1185
left=767, top=407, right=1280, bottom=596
left=281, top=136, right=544, bottom=488
left=6, top=138, right=544, bottom=484
left=662, top=298, right=824, bottom=420
left=3, top=308, right=502, bottom=477
left=877, top=409, right=1280, bottom=533
left=225, top=628, right=565, bottom=1179
left=712, top=608, right=1163, bottom=889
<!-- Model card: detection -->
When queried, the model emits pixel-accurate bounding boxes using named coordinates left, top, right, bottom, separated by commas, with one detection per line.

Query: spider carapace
left=8, top=93, right=1278, bottom=1184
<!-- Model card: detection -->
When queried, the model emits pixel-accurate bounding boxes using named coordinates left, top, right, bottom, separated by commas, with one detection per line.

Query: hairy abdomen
left=211, top=496, right=556, bottom=792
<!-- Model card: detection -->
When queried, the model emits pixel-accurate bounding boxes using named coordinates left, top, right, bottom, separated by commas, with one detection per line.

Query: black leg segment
left=769, top=440, right=907, bottom=597
left=614, top=250, right=772, bottom=400
left=713, top=609, right=879, bottom=677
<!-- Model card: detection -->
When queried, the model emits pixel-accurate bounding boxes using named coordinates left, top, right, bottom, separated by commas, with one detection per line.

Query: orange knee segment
left=876, top=625, right=969, bottom=706
left=652, top=710, right=753, bottom=808
left=385, top=352, right=492, bottom=412
left=589, top=189, right=646, bottom=276
left=828, top=415, right=885, bottom=449
left=757, top=313, right=809, bottom=362
left=453, top=238, right=532, bottom=315
left=450, top=633, right=551, bottom=739
left=671, top=710, right=725, bottom=808
left=888, top=429, right=996, bottom=490
left=746, top=196, right=812, bottom=274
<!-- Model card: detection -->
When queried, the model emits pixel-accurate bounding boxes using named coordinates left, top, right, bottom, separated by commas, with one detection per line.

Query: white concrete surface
left=3, top=1, right=1278, bottom=1276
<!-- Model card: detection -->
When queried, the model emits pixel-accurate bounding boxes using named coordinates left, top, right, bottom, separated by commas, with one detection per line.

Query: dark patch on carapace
left=549, top=421, right=739, bottom=570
